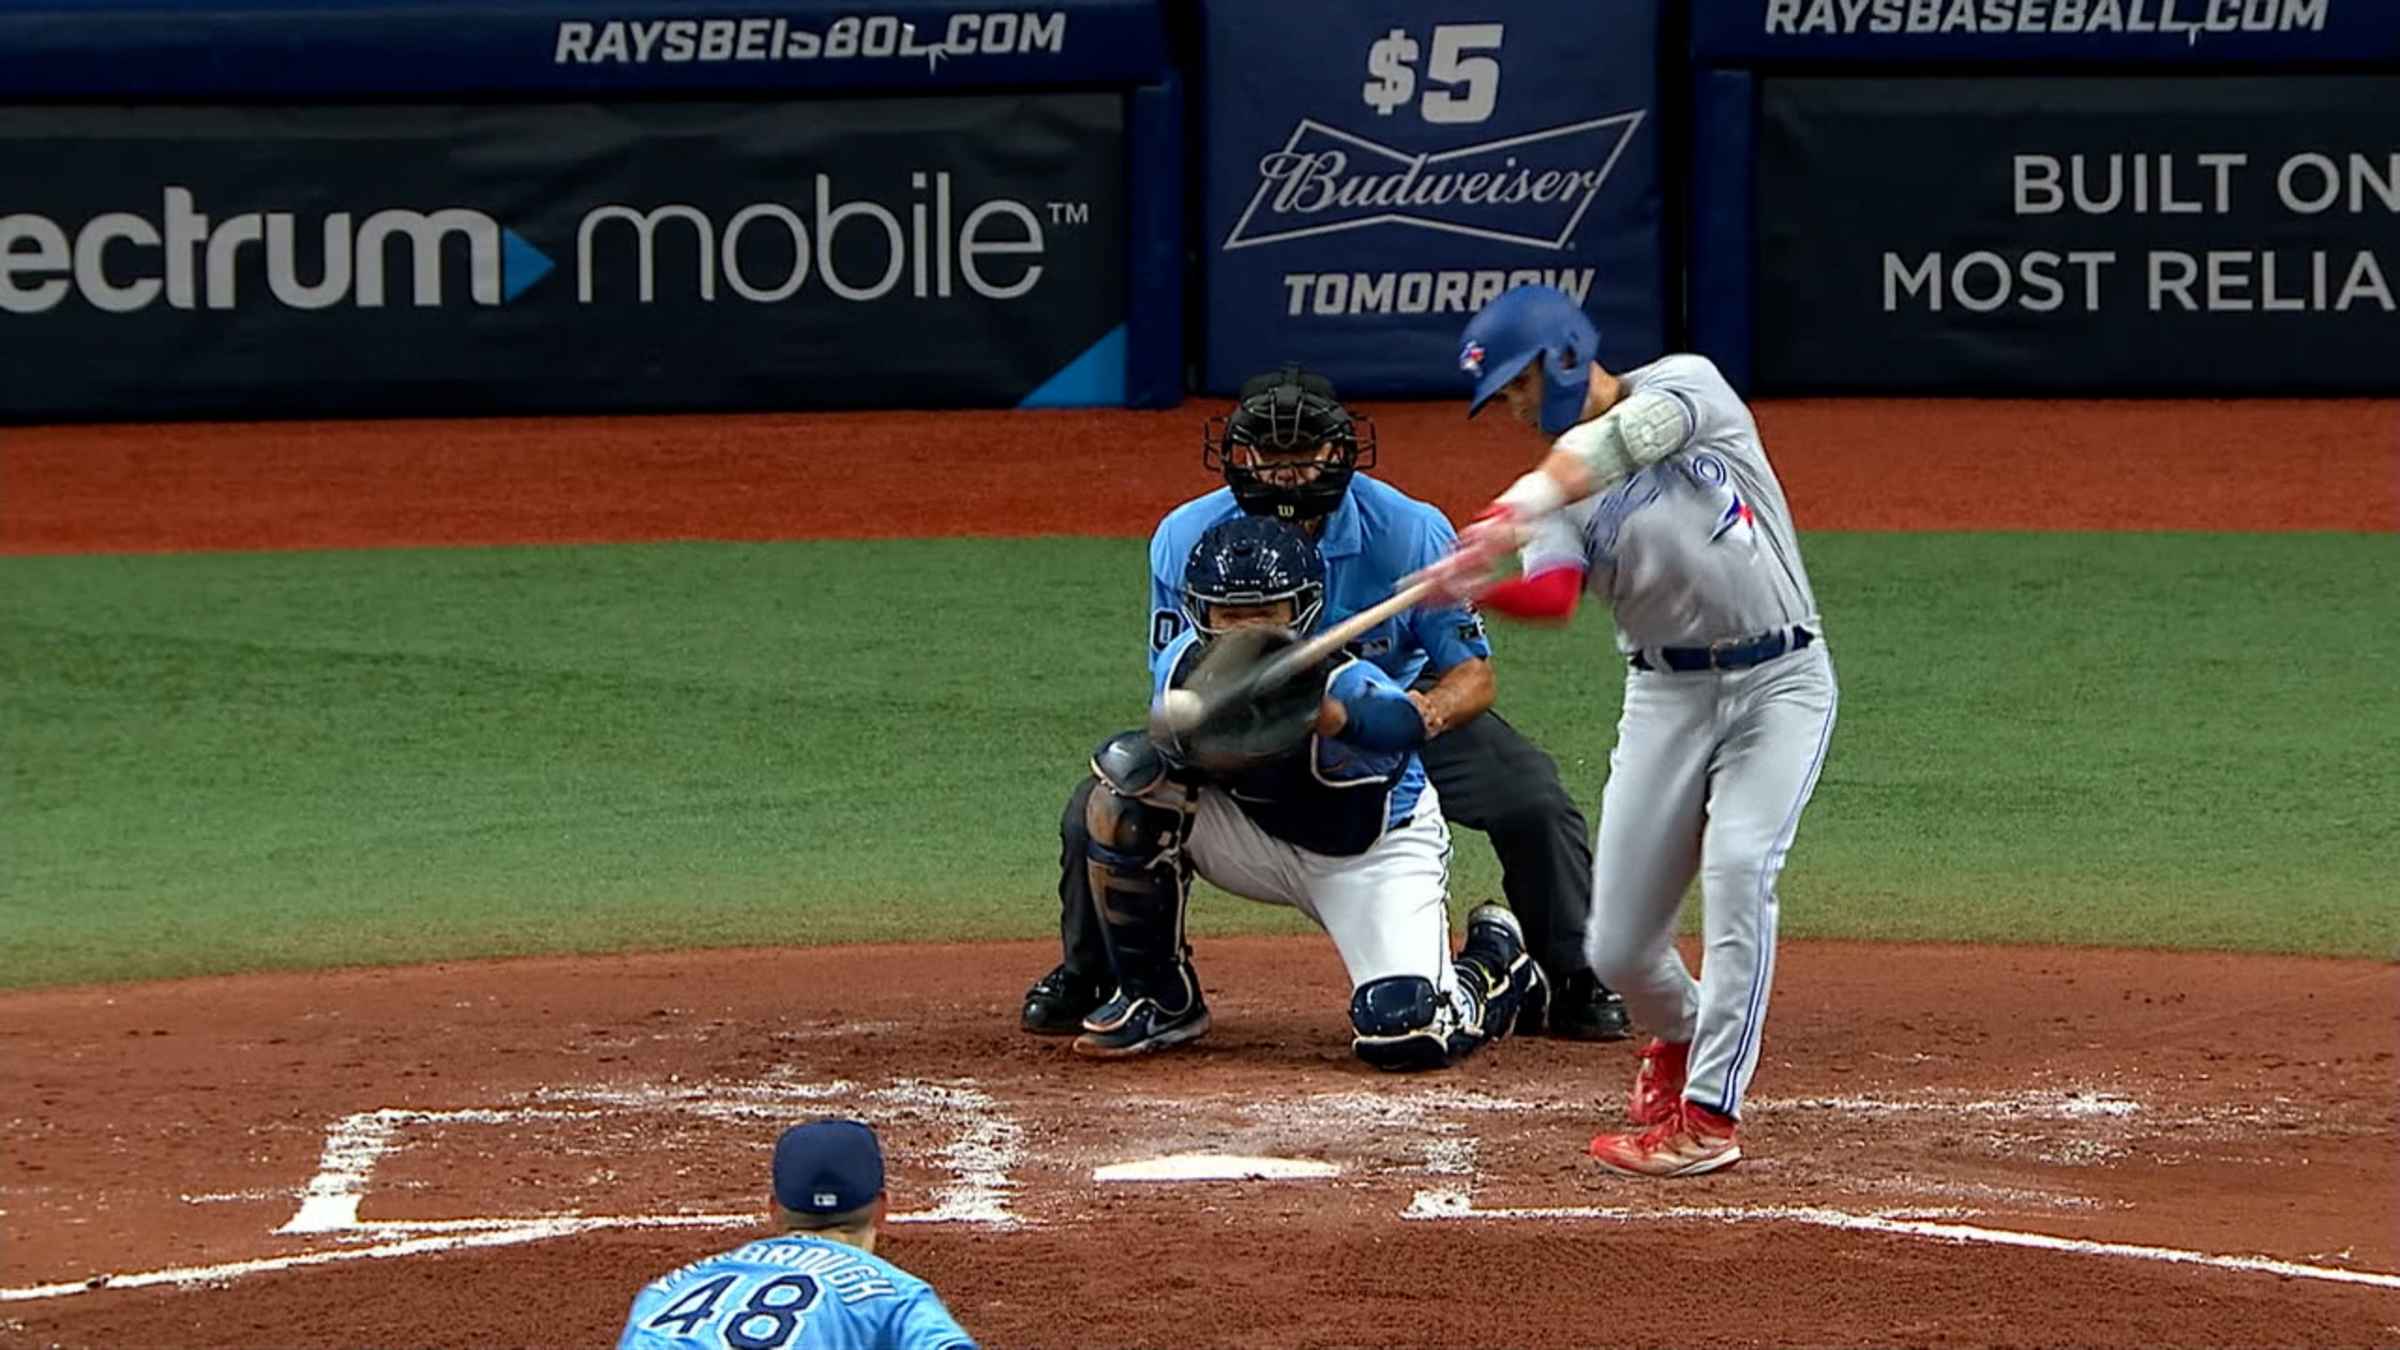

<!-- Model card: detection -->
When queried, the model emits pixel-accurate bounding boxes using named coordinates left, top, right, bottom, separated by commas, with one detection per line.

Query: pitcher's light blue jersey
left=1148, top=477, right=1492, bottom=687
left=618, top=1234, right=975, bottom=1350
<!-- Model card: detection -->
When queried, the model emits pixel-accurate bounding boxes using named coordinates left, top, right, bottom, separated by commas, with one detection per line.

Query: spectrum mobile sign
left=0, top=95, right=1125, bottom=420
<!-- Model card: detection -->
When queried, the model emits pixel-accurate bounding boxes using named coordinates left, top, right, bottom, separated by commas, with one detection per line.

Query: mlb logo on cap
left=772, top=1118, right=885, bottom=1220
left=1459, top=341, right=1485, bottom=375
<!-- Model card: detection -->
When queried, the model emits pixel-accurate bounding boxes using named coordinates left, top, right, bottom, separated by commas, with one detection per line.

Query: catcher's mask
left=1203, top=363, right=1377, bottom=522
left=1181, top=516, right=1327, bottom=640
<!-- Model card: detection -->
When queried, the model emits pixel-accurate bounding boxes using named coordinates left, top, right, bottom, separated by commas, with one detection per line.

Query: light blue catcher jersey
left=618, top=1235, right=975, bottom=1350
left=1148, top=477, right=1493, bottom=688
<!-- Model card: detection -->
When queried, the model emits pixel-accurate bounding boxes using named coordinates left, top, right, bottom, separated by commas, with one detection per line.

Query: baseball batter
left=1074, top=514, right=1542, bottom=1071
left=1416, top=284, right=1840, bottom=1176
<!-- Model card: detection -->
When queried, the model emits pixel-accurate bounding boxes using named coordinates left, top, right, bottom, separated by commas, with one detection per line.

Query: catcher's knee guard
left=1085, top=732, right=1196, bottom=1005
left=1092, top=730, right=1178, bottom=802
left=1350, top=976, right=1466, bottom=1073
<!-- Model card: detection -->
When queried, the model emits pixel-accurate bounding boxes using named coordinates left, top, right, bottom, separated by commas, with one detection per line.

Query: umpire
left=1021, top=364, right=1631, bottom=1041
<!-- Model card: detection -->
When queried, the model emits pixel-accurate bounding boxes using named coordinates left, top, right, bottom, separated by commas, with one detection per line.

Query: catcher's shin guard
left=1085, top=732, right=1198, bottom=1007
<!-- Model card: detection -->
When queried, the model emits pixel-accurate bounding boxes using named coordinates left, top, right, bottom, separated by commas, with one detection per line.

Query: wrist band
left=1495, top=470, right=1565, bottom=523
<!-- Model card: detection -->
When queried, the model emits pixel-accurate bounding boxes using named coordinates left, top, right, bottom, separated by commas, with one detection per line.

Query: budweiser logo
left=1221, top=112, right=1645, bottom=252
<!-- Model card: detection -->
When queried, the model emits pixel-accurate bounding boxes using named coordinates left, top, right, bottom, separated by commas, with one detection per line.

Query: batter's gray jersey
left=1519, top=355, right=1819, bottom=653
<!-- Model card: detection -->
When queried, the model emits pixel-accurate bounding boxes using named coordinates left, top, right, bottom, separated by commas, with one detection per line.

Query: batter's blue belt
left=1631, top=625, right=1816, bottom=673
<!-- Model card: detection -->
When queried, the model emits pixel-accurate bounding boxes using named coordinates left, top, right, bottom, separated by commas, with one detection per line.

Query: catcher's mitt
left=1152, top=626, right=1333, bottom=774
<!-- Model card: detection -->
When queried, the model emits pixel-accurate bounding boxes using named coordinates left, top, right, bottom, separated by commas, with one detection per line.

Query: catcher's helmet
left=1203, top=363, right=1377, bottom=522
left=1182, top=516, right=1327, bottom=639
left=1459, top=284, right=1602, bottom=437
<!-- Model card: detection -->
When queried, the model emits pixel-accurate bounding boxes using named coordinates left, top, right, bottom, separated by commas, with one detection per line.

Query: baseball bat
left=1157, top=577, right=1438, bottom=737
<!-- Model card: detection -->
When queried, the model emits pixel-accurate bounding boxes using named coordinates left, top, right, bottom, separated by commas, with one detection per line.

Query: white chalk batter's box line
left=276, top=1074, right=1028, bottom=1236
left=4, top=1075, right=2395, bottom=1304
left=1400, top=1189, right=2400, bottom=1291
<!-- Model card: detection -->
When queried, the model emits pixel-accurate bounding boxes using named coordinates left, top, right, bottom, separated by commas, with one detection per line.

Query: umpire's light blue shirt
left=1147, top=476, right=1492, bottom=686
left=617, top=1234, right=975, bottom=1350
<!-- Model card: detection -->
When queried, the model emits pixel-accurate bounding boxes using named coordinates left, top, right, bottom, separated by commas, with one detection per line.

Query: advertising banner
left=0, top=95, right=1126, bottom=420
left=0, top=1, right=1170, bottom=97
left=1754, top=76, right=2399, bottom=393
left=1691, top=0, right=2400, bottom=64
left=1199, top=0, right=1663, bottom=397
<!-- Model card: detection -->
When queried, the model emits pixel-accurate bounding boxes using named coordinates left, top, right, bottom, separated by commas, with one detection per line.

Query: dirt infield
left=3, top=397, right=2397, bottom=1347
left=3, top=941, right=2395, bottom=1348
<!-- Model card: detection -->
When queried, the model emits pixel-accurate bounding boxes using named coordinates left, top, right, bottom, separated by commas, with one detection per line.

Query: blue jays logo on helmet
left=1181, top=516, right=1327, bottom=639
left=1458, top=284, right=1602, bottom=437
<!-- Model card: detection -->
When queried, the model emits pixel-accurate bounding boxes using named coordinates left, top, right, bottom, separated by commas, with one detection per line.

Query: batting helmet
left=1202, top=363, right=1377, bottom=522
left=1181, top=516, right=1327, bottom=639
left=1458, top=284, right=1602, bottom=437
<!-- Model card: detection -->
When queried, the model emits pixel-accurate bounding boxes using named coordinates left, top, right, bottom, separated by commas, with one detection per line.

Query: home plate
left=1093, top=1154, right=1340, bottom=1183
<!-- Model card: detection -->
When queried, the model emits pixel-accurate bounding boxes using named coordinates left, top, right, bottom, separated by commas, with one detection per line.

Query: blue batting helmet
left=1182, top=516, right=1327, bottom=639
left=1457, top=284, right=1602, bottom=437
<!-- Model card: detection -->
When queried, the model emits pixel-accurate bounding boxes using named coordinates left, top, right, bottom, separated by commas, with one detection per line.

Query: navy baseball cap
left=771, top=1119, right=885, bottom=1217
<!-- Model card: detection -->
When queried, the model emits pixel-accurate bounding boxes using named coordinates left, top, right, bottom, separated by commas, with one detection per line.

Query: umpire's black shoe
left=1021, top=964, right=1104, bottom=1035
left=1549, top=971, right=1635, bottom=1042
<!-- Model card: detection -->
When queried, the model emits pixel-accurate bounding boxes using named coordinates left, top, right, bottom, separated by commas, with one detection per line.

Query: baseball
left=1159, top=688, right=1205, bottom=733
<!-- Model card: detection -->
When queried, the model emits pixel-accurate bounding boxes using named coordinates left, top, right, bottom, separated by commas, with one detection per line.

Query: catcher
left=1070, top=514, right=1541, bottom=1071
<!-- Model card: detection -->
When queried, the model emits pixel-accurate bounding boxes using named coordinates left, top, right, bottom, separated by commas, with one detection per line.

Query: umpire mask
left=1202, top=364, right=1377, bottom=522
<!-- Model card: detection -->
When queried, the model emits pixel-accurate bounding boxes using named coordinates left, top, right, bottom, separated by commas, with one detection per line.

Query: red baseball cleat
left=1589, top=1101, right=1740, bottom=1177
left=1628, top=1037, right=1691, bottom=1125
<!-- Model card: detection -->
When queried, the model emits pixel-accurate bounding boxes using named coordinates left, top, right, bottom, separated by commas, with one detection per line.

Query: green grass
left=3, top=533, right=2393, bottom=988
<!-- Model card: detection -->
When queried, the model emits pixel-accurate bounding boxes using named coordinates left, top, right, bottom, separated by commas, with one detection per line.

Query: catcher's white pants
left=1184, top=784, right=1459, bottom=1002
left=1583, top=644, right=1837, bottom=1121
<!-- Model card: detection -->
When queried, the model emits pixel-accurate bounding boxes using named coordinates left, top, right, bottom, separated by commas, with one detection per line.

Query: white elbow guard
left=1553, top=390, right=1690, bottom=485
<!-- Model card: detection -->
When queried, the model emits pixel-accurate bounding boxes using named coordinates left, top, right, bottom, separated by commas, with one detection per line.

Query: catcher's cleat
left=1458, top=903, right=1540, bottom=1038
left=1589, top=1101, right=1740, bottom=1178
left=1549, top=971, right=1635, bottom=1042
left=1021, top=964, right=1105, bottom=1036
left=1511, top=957, right=1549, bottom=1041
left=1628, top=1037, right=1692, bottom=1125
left=1514, top=967, right=1551, bottom=1036
left=1074, top=970, right=1211, bottom=1058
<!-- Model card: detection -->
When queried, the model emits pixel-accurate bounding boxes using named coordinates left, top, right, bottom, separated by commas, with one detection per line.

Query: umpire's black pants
left=1053, top=709, right=1595, bottom=983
